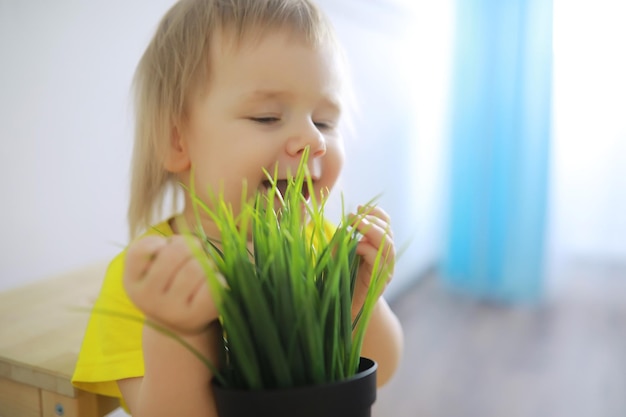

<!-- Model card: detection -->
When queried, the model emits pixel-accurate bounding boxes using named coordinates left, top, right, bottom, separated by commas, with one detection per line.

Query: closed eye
left=250, top=117, right=280, bottom=124
left=314, top=121, right=335, bottom=131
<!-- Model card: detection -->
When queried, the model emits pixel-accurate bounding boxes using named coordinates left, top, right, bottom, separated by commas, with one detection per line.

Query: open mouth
left=262, top=179, right=311, bottom=201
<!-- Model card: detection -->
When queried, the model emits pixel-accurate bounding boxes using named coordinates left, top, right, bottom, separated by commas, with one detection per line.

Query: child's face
left=174, top=30, right=345, bottom=223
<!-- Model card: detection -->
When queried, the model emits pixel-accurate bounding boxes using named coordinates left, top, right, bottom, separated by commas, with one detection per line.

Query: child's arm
left=119, top=235, right=221, bottom=417
left=359, top=297, right=403, bottom=386
left=118, top=325, right=220, bottom=416
left=351, top=206, right=404, bottom=386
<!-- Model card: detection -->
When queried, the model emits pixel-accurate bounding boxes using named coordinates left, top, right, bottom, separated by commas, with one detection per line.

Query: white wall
left=0, top=1, right=177, bottom=290
left=0, top=1, right=449, bottom=299
left=550, top=0, right=626, bottom=267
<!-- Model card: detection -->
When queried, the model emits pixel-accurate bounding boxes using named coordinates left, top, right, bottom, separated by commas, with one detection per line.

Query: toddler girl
left=73, top=1, right=403, bottom=415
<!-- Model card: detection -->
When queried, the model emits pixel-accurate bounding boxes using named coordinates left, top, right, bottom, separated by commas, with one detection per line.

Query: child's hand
left=123, top=235, right=219, bottom=335
left=350, top=206, right=395, bottom=315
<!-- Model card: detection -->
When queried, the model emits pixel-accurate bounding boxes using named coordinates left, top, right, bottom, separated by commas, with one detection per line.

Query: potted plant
left=179, top=149, right=390, bottom=417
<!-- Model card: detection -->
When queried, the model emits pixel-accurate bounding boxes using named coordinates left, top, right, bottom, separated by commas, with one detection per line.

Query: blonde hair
left=128, top=0, right=338, bottom=238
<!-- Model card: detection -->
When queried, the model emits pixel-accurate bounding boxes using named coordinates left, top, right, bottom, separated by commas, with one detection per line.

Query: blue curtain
left=442, top=0, right=553, bottom=301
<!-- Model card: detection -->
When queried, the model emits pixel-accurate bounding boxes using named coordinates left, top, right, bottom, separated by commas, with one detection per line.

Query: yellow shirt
left=71, top=220, right=173, bottom=410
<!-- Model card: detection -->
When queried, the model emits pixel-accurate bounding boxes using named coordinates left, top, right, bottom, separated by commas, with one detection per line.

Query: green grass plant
left=185, top=148, right=391, bottom=390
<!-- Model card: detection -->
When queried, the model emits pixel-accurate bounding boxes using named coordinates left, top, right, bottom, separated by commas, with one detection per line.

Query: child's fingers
left=141, top=237, right=195, bottom=294
left=363, top=215, right=393, bottom=238
left=355, top=240, right=383, bottom=262
left=124, top=235, right=168, bottom=283
left=189, top=282, right=220, bottom=324
left=350, top=214, right=392, bottom=247
left=357, top=205, right=391, bottom=225
left=167, top=256, right=206, bottom=302
left=350, top=209, right=396, bottom=266
left=126, top=235, right=203, bottom=293
left=352, top=206, right=393, bottom=234
left=356, top=232, right=395, bottom=262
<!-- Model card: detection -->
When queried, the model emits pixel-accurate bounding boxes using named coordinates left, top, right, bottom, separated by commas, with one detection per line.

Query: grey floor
left=374, top=260, right=626, bottom=417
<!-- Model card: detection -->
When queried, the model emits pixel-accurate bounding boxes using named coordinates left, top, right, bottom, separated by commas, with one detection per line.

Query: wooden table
left=0, top=262, right=120, bottom=417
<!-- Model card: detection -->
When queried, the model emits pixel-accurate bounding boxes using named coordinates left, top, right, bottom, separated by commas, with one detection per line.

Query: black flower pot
left=212, top=357, right=377, bottom=417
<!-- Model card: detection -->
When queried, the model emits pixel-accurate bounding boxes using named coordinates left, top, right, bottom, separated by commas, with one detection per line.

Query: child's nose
left=285, top=121, right=326, bottom=158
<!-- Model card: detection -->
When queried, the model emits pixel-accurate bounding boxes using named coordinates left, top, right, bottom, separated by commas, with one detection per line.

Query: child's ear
left=163, top=126, right=191, bottom=173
